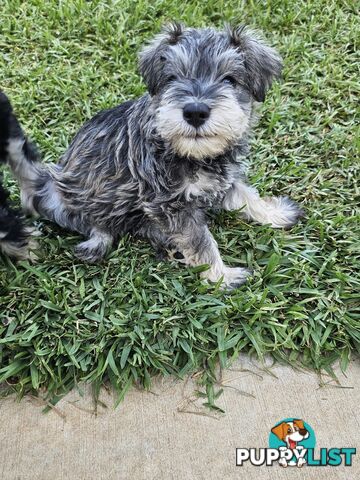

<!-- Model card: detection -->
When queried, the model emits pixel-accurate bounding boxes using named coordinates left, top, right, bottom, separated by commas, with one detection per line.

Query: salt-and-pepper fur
left=1, top=24, right=303, bottom=287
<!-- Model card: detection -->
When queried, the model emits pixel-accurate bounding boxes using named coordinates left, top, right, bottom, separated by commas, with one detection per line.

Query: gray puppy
left=2, top=23, right=303, bottom=288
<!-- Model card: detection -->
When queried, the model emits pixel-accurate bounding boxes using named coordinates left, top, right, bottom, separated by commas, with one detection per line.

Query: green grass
left=0, top=0, right=359, bottom=408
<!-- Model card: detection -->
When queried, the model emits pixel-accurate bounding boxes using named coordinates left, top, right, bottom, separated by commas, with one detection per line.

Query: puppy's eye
left=223, top=76, right=237, bottom=86
left=287, top=429, right=292, bottom=433
left=167, top=75, right=177, bottom=83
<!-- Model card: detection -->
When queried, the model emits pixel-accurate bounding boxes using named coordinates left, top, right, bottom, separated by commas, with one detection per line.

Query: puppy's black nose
left=299, top=429, right=307, bottom=436
left=183, top=103, right=210, bottom=128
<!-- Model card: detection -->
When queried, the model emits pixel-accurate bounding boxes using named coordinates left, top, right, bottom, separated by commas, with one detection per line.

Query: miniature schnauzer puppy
left=0, top=92, right=37, bottom=260
left=1, top=24, right=303, bottom=287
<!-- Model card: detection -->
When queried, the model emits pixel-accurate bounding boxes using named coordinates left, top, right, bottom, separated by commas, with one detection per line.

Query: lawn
left=0, top=0, right=359, bottom=408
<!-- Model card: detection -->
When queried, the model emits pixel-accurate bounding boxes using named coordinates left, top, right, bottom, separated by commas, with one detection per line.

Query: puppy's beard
left=156, top=94, right=250, bottom=160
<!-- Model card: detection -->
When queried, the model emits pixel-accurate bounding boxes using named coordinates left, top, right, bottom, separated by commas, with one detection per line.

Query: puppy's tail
left=0, top=91, right=44, bottom=213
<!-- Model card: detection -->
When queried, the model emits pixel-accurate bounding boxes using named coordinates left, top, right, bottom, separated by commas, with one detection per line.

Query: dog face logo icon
left=271, top=419, right=309, bottom=450
left=269, top=418, right=315, bottom=467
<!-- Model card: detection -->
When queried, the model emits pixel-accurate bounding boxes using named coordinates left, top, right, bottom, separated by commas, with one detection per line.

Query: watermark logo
left=236, top=417, right=356, bottom=468
left=269, top=418, right=315, bottom=467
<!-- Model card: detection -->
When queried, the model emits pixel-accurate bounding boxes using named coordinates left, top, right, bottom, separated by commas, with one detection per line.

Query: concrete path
left=1, top=356, right=359, bottom=479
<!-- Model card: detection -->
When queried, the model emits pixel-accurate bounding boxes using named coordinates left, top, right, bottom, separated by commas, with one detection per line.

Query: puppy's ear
left=293, top=419, right=305, bottom=430
left=227, top=25, right=282, bottom=102
left=139, top=22, right=184, bottom=96
left=271, top=422, right=287, bottom=441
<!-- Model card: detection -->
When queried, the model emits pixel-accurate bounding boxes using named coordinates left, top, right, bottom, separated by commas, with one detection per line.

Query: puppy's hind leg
left=222, top=179, right=304, bottom=229
left=74, top=228, right=113, bottom=263
left=137, top=220, right=184, bottom=261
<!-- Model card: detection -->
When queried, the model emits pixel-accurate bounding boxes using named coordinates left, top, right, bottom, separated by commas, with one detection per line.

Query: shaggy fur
left=0, top=92, right=37, bottom=260
left=1, top=24, right=303, bottom=287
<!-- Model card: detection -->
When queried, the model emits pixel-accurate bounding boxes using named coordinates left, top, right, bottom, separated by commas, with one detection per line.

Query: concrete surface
left=0, top=356, right=359, bottom=480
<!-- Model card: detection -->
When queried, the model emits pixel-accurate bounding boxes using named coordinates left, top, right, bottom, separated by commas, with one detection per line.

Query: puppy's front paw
left=203, top=266, right=252, bottom=290
left=262, top=196, right=304, bottom=229
left=222, top=266, right=252, bottom=289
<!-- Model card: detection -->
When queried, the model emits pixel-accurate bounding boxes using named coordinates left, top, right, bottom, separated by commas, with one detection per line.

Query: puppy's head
left=271, top=420, right=309, bottom=447
left=139, top=23, right=282, bottom=160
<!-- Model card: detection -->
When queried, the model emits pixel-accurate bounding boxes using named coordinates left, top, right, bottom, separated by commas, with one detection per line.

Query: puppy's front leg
left=165, top=212, right=251, bottom=289
left=222, top=179, right=304, bottom=228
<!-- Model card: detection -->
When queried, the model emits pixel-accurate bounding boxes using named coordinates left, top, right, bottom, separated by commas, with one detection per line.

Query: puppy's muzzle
left=183, top=102, right=210, bottom=128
